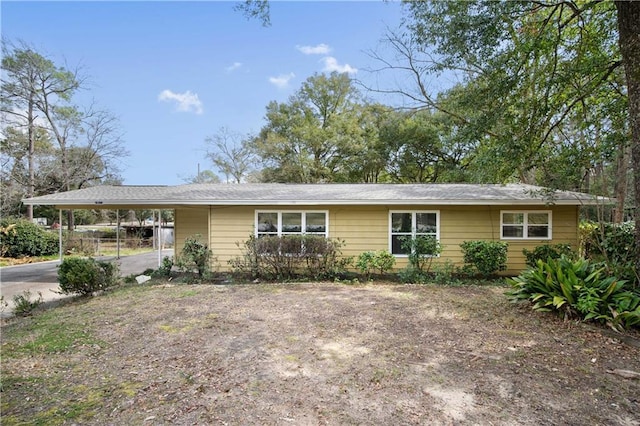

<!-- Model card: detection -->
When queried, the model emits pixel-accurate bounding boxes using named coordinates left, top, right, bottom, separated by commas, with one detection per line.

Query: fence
left=63, top=237, right=173, bottom=256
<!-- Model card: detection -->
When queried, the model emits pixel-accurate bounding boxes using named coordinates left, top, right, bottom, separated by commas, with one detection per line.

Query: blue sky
left=2, top=1, right=411, bottom=185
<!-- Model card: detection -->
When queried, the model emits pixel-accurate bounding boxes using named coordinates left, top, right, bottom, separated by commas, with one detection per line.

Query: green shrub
left=175, top=235, right=213, bottom=277
left=152, top=256, right=174, bottom=278
left=0, top=219, right=58, bottom=258
left=431, top=260, right=461, bottom=285
left=523, top=243, right=575, bottom=267
left=58, top=257, right=120, bottom=296
left=401, top=235, right=442, bottom=273
left=356, top=250, right=396, bottom=279
left=506, top=256, right=640, bottom=331
left=12, top=290, right=43, bottom=316
left=581, top=221, right=638, bottom=286
left=398, top=266, right=429, bottom=284
left=229, top=234, right=350, bottom=281
left=460, top=240, right=508, bottom=277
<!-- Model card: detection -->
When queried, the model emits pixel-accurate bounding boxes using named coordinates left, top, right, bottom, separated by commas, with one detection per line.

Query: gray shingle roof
left=22, top=183, right=605, bottom=207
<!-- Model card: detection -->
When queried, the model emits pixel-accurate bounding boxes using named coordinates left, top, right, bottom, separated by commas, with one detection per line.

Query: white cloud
left=269, top=72, right=295, bottom=89
left=226, top=62, right=242, bottom=72
left=296, top=43, right=331, bottom=55
left=321, top=56, right=357, bottom=75
left=157, top=89, right=203, bottom=115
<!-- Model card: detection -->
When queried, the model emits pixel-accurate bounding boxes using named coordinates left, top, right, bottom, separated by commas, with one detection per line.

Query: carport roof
left=22, top=183, right=607, bottom=208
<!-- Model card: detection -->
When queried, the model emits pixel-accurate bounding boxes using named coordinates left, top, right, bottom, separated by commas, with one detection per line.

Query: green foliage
left=152, top=256, right=174, bottom=278
left=0, top=295, right=8, bottom=314
left=253, top=72, right=380, bottom=183
left=356, top=250, right=396, bottom=279
left=507, top=256, right=640, bottom=330
left=175, top=235, right=213, bottom=277
left=12, top=290, right=43, bottom=316
left=396, top=235, right=442, bottom=283
left=460, top=240, right=508, bottom=277
left=397, top=266, right=429, bottom=284
left=431, top=260, right=462, bottom=285
left=401, top=235, right=442, bottom=273
left=581, top=221, right=638, bottom=286
left=523, top=243, right=575, bottom=267
left=399, top=1, right=624, bottom=190
left=229, top=234, right=350, bottom=281
left=58, top=257, right=119, bottom=296
left=0, top=219, right=58, bottom=258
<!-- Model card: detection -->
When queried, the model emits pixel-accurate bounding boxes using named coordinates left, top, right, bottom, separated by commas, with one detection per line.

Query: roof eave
left=22, top=198, right=609, bottom=208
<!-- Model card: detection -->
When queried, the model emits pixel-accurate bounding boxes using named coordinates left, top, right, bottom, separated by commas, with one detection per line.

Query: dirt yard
left=2, top=282, right=639, bottom=425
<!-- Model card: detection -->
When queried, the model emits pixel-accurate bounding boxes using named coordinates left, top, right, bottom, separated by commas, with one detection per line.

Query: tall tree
left=253, top=72, right=370, bottom=183
left=614, top=0, right=640, bottom=273
left=1, top=41, right=80, bottom=220
left=184, top=169, right=221, bottom=184
left=1, top=42, right=128, bottom=229
left=388, top=0, right=639, bottom=268
left=0, top=126, right=53, bottom=217
left=204, top=127, right=255, bottom=183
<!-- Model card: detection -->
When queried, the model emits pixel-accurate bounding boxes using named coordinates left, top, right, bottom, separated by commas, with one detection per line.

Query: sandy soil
left=2, top=282, right=639, bottom=425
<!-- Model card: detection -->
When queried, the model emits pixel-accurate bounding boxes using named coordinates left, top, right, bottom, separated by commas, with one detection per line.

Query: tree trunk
left=614, top=141, right=630, bottom=223
left=26, top=98, right=35, bottom=221
left=615, top=1, right=640, bottom=279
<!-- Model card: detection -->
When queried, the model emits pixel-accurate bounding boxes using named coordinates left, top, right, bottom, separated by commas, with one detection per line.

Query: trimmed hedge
left=0, top=219, right=58, bottom=258
left=58, top=257, right=119, bottom=296
left=460, top=240, right=508, bottom=277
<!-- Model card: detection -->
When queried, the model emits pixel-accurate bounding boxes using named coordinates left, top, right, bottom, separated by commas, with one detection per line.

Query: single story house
left=22, top=183, right=607, bottom=274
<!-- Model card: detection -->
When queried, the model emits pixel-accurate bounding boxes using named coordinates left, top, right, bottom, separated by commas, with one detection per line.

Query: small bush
left=506, top=256, right=640, bottom=331
left=431, top=260, right=461, bottom=285
left=175, top=235, right=213, bottom=277
left=12, top=290, right=43, bottom=316
left=581, top=221, right=638, bottom=286
left=356, top=250, right=396, bottom=279
left=152, top=256, right=174, bottom=278
left=0, top=219, right=58, bottom=258
left=398, top=266, right=429, bottom=284
left=0, top=295, right=8, bottom=314
left=460, top=240, right=508, bottom=277
left=401, top=235, right=442, bottom=273
left=229, top=234, right=349, bottom=281
left=58, top=257, right=120, bottom=296
left=523, top=244, right=575, bottom=267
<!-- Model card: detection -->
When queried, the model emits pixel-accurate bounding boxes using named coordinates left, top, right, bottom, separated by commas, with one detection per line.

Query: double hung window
left=256, top=211, right=328, bottom=238
left=501, top=211, right=551, bottom=240
left=390, top=211, right=439, bottom=255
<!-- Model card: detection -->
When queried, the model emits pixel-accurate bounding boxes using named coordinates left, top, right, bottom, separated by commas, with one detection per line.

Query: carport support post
left=58, top=209, right=63, bottom=262
left=157, top=210, right=162, bottom=267
left=116, top=209, right=121, bottom=259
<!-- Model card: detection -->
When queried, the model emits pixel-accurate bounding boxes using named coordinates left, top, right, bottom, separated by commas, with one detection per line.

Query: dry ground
left=1, top=282, right=639, bottom=425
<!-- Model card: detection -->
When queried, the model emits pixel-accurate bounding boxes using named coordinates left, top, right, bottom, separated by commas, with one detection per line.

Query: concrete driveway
left=1, top=250, right=173, bottom=315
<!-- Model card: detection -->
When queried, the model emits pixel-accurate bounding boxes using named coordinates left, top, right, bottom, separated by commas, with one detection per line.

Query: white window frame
left=255, top=210, right=329, bottom=238
left=500, top=210, right=552, bottom=240
left=389, top=210, right=440, bottom=257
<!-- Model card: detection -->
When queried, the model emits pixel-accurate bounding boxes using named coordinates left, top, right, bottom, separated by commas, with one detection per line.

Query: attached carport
left=22, top=185, right=181, bottom=267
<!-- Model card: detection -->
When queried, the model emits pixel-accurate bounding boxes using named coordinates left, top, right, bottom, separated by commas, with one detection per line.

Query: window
left=390, top=211, right=439, bottom=255
left=501, top=211, right=551, bottom=240
left=256, top=211, right=328, bottom=237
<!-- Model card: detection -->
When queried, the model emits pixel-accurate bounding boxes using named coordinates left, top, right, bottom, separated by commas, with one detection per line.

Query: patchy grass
left=1, top=282, right=639, bottom=425
left=0, top=254, right=60, bottom=267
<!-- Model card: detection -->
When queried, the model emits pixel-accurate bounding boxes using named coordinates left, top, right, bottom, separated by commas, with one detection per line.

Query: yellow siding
left=209, top=206, right=256, bottom=270
left=178, top=204, right=579, bottom=274
left=174, top=207, right=209, bottom=258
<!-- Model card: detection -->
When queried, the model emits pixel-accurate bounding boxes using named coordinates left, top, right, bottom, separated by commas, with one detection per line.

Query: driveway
left=1, top=250, right=173, bottom=314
